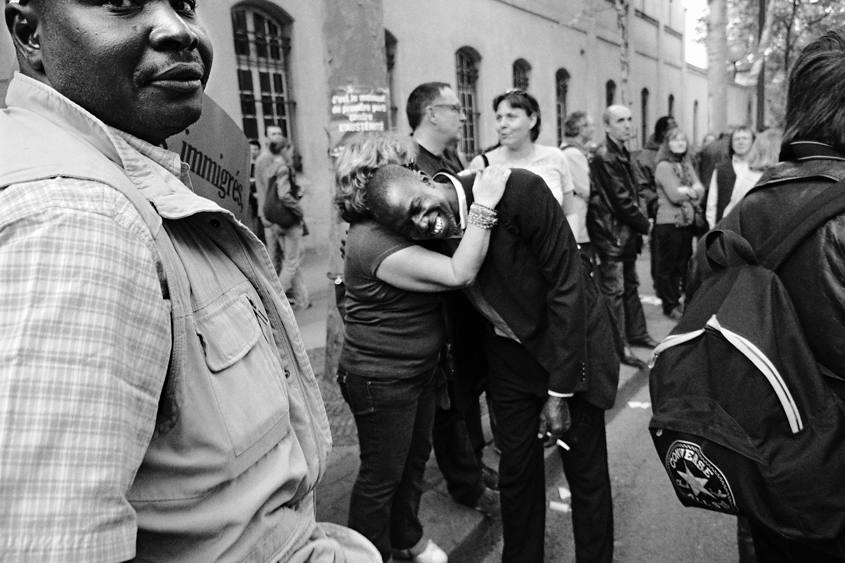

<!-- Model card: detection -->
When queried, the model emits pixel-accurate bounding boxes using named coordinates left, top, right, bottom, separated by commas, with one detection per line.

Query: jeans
left=262, top=221, right=309, bottom=310
left=261, top=219, right=284, bottom=275
left=595, top=258, right=649, bottom=343
left=338, top=368, right=436, bottom=562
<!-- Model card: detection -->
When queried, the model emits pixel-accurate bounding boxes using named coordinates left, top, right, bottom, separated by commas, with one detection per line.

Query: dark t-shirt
left=415, top=142, right=463, bottom=177
left=340, top=220, right=444, bottom=378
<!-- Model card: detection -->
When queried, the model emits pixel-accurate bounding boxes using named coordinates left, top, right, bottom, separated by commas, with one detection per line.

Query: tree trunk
left=322, top=0, right=388, bottom=377
left=707, top=0, right=729, bottom=134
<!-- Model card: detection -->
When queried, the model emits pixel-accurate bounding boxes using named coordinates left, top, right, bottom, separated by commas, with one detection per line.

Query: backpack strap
left=481, top=153, right=489, bottom=169
left=756, top=177, right=845, bottom=270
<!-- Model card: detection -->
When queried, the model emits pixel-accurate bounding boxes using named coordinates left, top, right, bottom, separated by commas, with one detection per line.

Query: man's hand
left=538, top=396, right=571, bottom=448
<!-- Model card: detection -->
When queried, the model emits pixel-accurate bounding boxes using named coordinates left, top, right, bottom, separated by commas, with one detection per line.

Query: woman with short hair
left=467, top=89, right=576, bottom=218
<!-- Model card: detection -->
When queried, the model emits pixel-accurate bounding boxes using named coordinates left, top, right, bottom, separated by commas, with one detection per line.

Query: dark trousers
left=652, top=224, right=693, bottom=314
left=559, top=399, right=614, bottom=563
left=485, top=333, right=614, bottom=563
left=338, top=368, right=436, bottom=561
left=432, top=394, right=486, bottom=506
left=749, top=520, right=845, bottom=563
left=596, top=257, right=649, bottom=343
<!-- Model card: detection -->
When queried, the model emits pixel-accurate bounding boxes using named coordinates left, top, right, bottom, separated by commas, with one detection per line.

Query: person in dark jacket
left=697, top=129, right=732, bottom=199
left=336, top=133, right=622, bottom=563
left=364, top=154, right=622, bottom=563
left=589, top=105, right=657, bottom=367
left=688, top=28, right=845, bottom=563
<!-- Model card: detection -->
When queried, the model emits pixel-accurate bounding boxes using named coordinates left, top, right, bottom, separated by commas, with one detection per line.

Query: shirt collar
left=433, top=172, right=467, bottom=234
left=7, top=72, right=192, bottom=188
left=111, top=128, right=193, bottom=186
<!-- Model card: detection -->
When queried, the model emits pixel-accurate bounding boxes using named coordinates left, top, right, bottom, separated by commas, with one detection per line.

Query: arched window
left=641, top=88, right=650, bottom=146
left=456, top=47, right=481, bottom=156
left=385, top=30, right=398, bottom=130
left=556, top=69, right=570, bottom=146
left=231, top=6, right=294, bottom=144
left=605, top=80, right=617, bottom=107
left=513, top=59, right=531, bottom=91
left=668, top=94, right=675, bottom=116
left=693, top=100, right=700, bottom=144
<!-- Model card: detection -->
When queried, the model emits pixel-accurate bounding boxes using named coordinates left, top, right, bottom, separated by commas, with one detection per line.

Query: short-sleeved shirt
left=340, top=220, right=444, bottom=378
left=468, top=144, right=575, bottom=205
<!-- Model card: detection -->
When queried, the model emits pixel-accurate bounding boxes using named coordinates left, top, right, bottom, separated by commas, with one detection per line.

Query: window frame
left=231, top=6, right=296, bottom=144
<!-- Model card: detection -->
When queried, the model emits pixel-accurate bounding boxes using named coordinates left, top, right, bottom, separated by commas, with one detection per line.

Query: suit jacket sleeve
left=500, top=171, right=587, bottom=394
left=591, top=150, right=651, bottom=234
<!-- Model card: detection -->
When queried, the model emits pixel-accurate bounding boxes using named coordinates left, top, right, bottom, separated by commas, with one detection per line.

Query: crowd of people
left=326, top=85, right=791, bottom=563
left=1, top=1, right=843, bottom=562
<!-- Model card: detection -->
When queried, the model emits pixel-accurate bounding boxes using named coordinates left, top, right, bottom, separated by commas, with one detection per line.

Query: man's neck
left=607, top=135, right=626, bottom=150
left=413, top=129, right=447, bottom=157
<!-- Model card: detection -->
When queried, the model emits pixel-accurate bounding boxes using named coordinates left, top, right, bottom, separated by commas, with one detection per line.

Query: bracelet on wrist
left=467, top=209, right=498, bottom=229
left=472, top=202, right=497, bottom=215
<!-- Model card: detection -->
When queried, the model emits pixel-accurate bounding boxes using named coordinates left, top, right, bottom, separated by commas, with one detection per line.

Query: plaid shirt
left=0, top=152, right=173, bottom=560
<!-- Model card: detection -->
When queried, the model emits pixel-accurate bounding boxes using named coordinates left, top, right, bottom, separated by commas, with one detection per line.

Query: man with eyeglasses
left=407, top=82, right=466, bottom=176
left=405, top=82, right=501, bottom=520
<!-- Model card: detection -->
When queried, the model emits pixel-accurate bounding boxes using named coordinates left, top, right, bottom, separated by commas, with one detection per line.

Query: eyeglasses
left=505, top=88, right=526, bottom=95
left=428, top=103, right=465, bottom=114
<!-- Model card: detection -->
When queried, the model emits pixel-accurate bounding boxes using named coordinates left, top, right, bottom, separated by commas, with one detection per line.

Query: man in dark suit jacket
left=368, top=165, right=621, bottom=563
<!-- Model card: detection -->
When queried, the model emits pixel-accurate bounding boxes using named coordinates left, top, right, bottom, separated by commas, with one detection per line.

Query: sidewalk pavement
left=293, top=247, right=678, bottom=561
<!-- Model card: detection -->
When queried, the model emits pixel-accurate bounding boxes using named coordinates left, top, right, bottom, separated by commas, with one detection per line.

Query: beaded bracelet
left=468, top=202, right=498, bottom=229
left=472, top=202, right=497, bottom=217
left=468, top=211, right=497, bottom=229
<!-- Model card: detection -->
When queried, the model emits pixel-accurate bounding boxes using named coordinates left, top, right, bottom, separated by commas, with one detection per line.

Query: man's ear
left=425, top=105, right=438, bottom=125
left=5, top=3, right=44, bottom=73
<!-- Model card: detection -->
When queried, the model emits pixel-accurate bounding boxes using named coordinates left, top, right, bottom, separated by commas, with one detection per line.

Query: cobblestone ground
left=307, top=347, right=359, bottom=447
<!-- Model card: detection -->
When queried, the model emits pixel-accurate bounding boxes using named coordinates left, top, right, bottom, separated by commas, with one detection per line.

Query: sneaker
left=393, top=539, right=448, bottom=563
left=474, top=487, right=500, bottom=518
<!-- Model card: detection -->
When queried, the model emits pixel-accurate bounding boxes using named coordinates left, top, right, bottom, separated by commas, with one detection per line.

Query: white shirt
left=467, top=144, right=575, bottom=206
left=706, top=157, right=751, bottom=228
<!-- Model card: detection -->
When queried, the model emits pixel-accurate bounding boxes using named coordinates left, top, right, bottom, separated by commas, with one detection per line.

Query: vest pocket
left=196, top=293, right=289, bottom=456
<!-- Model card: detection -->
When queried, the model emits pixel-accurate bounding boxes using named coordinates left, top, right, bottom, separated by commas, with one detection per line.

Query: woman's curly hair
left=334, top=133, right=418, bottom=223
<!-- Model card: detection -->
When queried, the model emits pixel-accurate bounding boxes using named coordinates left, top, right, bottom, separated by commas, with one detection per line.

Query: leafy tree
left=725, top=0, right=845, bottom=126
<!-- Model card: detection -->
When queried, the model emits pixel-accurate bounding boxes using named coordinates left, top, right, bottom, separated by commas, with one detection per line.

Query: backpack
left=648, top=178, right=845, bottom=557
left=263, top=169, right=301, bottom=228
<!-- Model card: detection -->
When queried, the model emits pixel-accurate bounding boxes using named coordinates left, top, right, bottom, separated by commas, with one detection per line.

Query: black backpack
left=648, top=178, right=845, bottom=557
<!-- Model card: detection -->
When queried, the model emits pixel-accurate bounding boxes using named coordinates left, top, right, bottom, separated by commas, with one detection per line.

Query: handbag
left=263, top=172, right=300, bottom=228
left=691, top=202, right=709, bottom=236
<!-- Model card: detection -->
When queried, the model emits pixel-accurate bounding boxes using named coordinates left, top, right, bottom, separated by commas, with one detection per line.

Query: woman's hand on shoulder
left=472, top=166, right=511, bottom=209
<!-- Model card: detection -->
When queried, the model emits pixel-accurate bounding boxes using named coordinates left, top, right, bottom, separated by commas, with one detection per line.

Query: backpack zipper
left=706, top=316, right=803, bottom=433
left=649, top=315, right=803, bottom=434
left=649, top=329, right=706, bottom=368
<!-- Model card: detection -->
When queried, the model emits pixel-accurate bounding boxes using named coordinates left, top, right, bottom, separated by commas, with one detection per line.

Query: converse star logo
left=665, top=440, right=737, bottom=514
